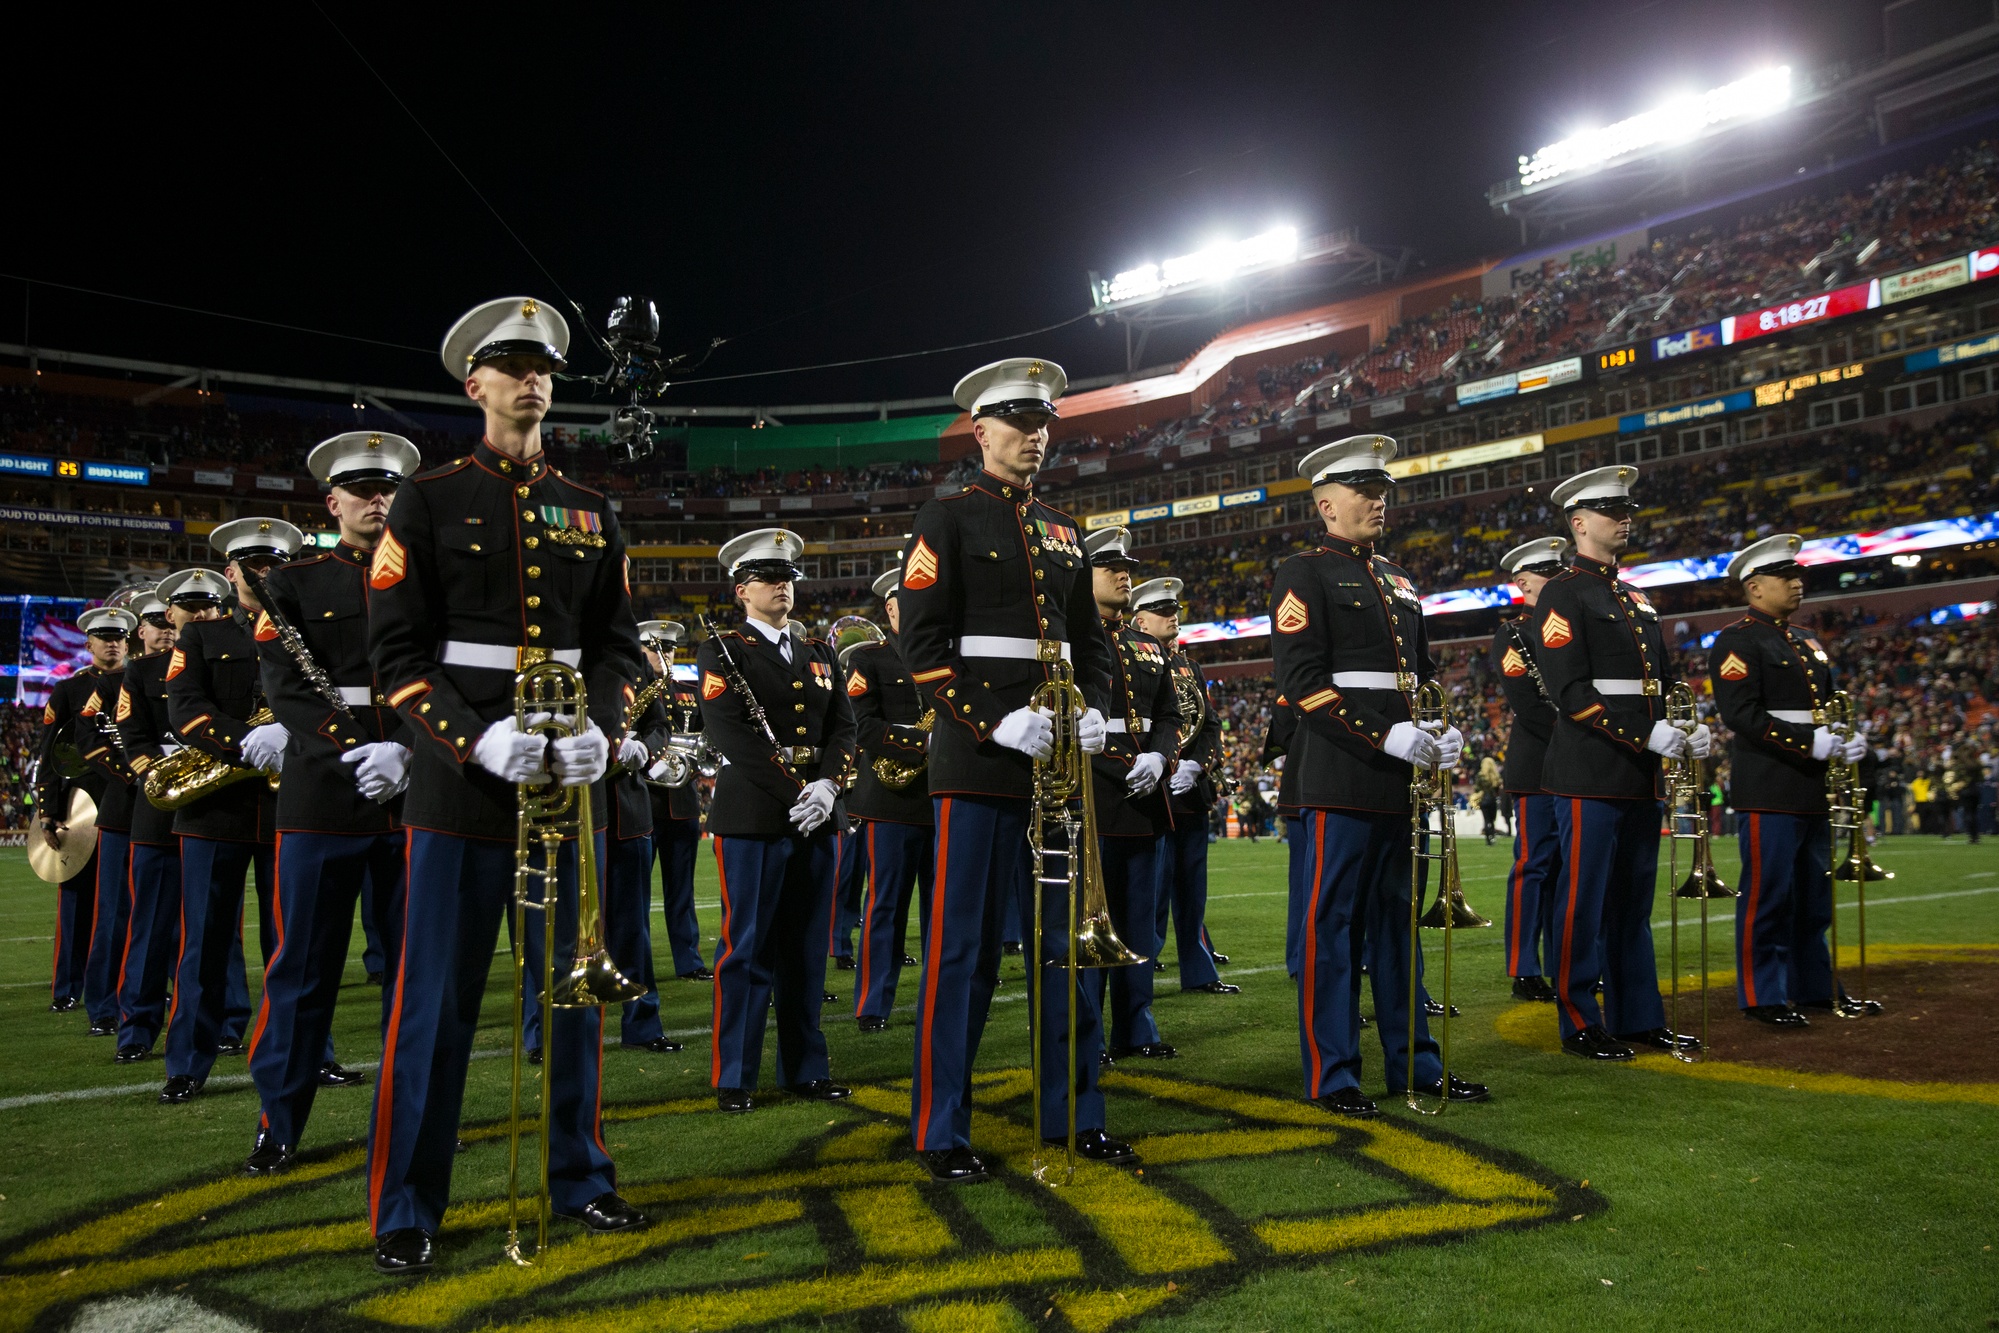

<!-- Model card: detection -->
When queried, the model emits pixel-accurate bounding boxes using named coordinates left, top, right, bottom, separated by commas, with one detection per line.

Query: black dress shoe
left=902, top=953, right=918, bottom=966
left=1111, top=1042, right=1180, bottom=1060
left=319, top=1062, right=368, bottom=1087
left=623, top=1036, right=685, bottom=1053
left=1423, top=1000, right=1462, bottom=1018
left=856, top=1015, right=888, bottom=1034
left=244, top=1134, right=294, bottom=1175
left=1097, top=1050, right=1115, bottom=1068
left=365, top=970, right=384, bottom=986
left=1804, top=997, right=1885, bottom=1017
left=1045, top=1128, right=1137, bottom=1165
left=115, top=1043, right=149, bottom=1064
left=919, top=1146, right=990, bottom=1183
left=1152, top=959, right=1166, bottom=972
left=48, top=997, right=78, bottom=1013
left=1313, top=1087, right=1380, bottom=1118
left=158, top=1074, right=204, bottom=1103
left=216, top=1042, right=245, bottom=1057
left=717, top=1087, right=755, bottom=1113
left=679, top=967, right=715, bottom=981
left=374, top=1227, right=434, bottom=1274
left=1210, top=951, right=1230, bottom=965
left=834, top=955, right=856, bottom=971
left=87, top=1021, right=117, bottom=1037
left=527, top=1047, right=543, bottom=1065
left=789, top=1079, right=851, bottom=1101
left=1393, top=1073, right=1491, bottom=1102
left=1562, top=1025, right=1635, bottom=1061
left=823, top=991, right=839, bottom=1004
left=1747, top=1005, right=1809, bottom=1028
left=1511, top=976, right=1558, bottom=1002
left=1619, top=1027, right=1700, bottom=1053
left=1360, top=1013, right=1372, bottom=1027
left=1002, top=941, right=1022, bottom=957
left=557, top=1190, right=646, bottom=1232
left=1188, top=981, right=1241, bottom=995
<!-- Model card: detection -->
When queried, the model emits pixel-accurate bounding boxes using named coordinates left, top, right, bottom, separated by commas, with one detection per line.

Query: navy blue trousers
left=654, top=815, right=706, bottom=976
left=249, top=830, right=405, bottom=1149
left=1551, top=797, right=1667, bottom=1040
left=117, top=840, right=181, bottom=1050
left=164, top=837, right=272, bottom=1083
left=83, top=831, right=132, bottom=1026
left=50, top=850, right=98, bottom=1005
left=828, top=822, right=865, bottom=962
left=1293, top=808, right=1440, bottom=1097
left=1504, top=794, right=1561, bottom=980
left=911, top=795, right=1103, bottom=1152
left=1286, top=815, right=1308, bottom=978
left=1098, top=833, right=1165, bottom=1050
left=1156, top=818, right=1222, bottom=988
left=367, top=829, right=613, bottom=1238
left=854, top=819, right=931, bottom=1020
left=1735, top=811, right=1835, bottom=1010
left=606, top=833, right=665, bottom=1046
left=709, top=829, right=836, bottom=1091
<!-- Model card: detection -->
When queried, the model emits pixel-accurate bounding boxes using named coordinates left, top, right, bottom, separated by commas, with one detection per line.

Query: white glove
left=1384, top=721, right=1441, bottom=767
left=1842, top=735, right=1867, bottom=763
left=1811, top=727, right=1839, bottom=761
left=341, top=741, right=410, bottom=802
left=646, top=751, right=693, bottom=785
left=550, top=723, right=609, bottom=786
left=475, top=717, right=549, bottom=784
left=789, top=777, right=838, bottom=834
left=1169, top=759, right=1203, bottom=795
left=1435, top=726, right=1465, bottom=770
left=1688, top=724, right=1712, bottom=759
left=1127, top=751, right=1166, bottom=795
left=993, top=706, right=1055, bottom=760
left=240, top=722, right=288, bottom=773
left=1647, top=720, right=1689, bottom=759
left=618, top=735, right=650, bottom=770
left=1077, top=708, right=1107, bottom=755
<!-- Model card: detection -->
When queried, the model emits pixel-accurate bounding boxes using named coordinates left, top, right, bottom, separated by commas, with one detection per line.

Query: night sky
left=11, top=2, right=1883, bottom=408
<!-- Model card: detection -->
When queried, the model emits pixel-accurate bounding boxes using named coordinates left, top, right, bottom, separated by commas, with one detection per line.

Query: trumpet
left=505, top=660, right=645, bottom=1265
left=1825, top=691, right=1888, bottom=1017
left=1405, top=681, right=1487, bottom=1115
left=645, top=733, right=715, bottom=788
left=1027, top=652, right=1146, bottom=1185
left=1664, top=683, right=1732, bottom=1063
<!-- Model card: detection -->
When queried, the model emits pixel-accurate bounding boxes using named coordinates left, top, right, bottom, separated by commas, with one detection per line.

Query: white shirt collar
left=742, top=616, right=789, bottom=646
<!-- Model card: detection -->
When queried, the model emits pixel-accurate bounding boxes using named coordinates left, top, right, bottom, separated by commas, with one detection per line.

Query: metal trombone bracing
left=1405, top=681, right=1488, bottom=1116
left=1026, top=649, right=1146, bottom=1186
left=1824, top=690, right=1889, bottom=1017
left=1664, top=682, right=1733, bottom=1063
left=505, top=659, right=646, bottom=1265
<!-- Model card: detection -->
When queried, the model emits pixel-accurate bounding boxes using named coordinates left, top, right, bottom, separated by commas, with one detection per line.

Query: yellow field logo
left=0, top=1071, right=1583, bottom=1333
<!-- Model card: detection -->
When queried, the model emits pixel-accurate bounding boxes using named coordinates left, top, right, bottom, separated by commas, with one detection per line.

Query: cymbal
left=27, top=789, right=98, bottom=884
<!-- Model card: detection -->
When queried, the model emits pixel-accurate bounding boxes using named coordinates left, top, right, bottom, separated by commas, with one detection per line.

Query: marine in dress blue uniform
left=895, top=357, right=1123, bottom=1182
left=846, top=569, right=935, bottom=1033
left=1492, top=538, right=1568, bottom=1004
left=160, top=522, right=303, bottom=1104
left=1269, top=435, right=1486, bottom=1114
left=240, top=433, right=422, bottom=1174
left=639, top=622, right=711, bottom=983
left=365, top=297, right=648, bottom=1274
left=695, top=528, right=858, bottom=1113
left=1708, top=534, right=1873, bottom=1026
left=1131, top=577, right=1239, bottom=995
left=1534, top=465, right=1709, bottom=1061
left=1081, top=528, right=1182, bottom=1061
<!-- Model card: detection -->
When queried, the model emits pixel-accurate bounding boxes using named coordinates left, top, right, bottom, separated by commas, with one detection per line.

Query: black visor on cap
left=735, top=560, right=800, bottom=585
left=973, top=398, right=1059, bottom=421
left=169, top=591, right=221, bottom=606
left=1322, top=469, right=1395, bottom=488
left=1571, top=497, right=1638, bottom=515
left=86, top=627, right=126, bottom=639
left=329, top=469, right=406, bottom=489
left=230, top=546, right=292, bottom=564
left=1134, top=597, right=1182, bottom=614
left=142, top=612, right=172, bottom=626
left=1093, top=552, right=1141, bottom=569
left=470, top=339, right=567, bottom=371
left=1513, top=559, right=1564, bottom=576
left=1746, top=560, right=1804, bottom=579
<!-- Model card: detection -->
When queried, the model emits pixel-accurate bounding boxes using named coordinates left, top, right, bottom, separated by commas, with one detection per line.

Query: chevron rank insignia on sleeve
left=1718, top=652, right=1749, bottom=680
left=1539, top=611, right=1572, bottom=648
left=1274, top=590, right=1309, bottom=634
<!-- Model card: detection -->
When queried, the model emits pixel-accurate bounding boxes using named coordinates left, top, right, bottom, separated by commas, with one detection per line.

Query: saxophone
left=143, top=706, right=279, bottom=810
left=871, top=708, right=934, bottom=791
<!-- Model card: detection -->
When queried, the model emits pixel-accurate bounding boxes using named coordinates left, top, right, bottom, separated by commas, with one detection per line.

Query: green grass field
left=1, top=830, right=1995, bottom=1333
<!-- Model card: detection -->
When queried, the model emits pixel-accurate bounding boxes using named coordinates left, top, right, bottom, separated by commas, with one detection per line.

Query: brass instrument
left=871, top=709, right=934, bottom=791
left=143, top=706, right=281, bottom=810
left=1171, top=668, right=1206, bottom=751
left=612, top=673, right=679, bottom=784
left=1405, top=681, right=1486, bottom=1115
left=1027, top=650, right=1146, bottom=1185
left=506, top=660, right=646, bottom=1265
left=1663, top=683, right=1731, bottom=1063
left=833, top=614, right=932, bottom=792
left=1825, top=691, right=1888, bottom=1016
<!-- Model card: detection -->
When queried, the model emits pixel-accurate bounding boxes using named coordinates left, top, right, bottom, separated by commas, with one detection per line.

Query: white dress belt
left=1331, top=671, right=1405, bottom=690
left=441, top=641, right=583, bottom=670
left=1103, top=717, right=1152, bottom=734
left=1591, top=678, right=1656, bottom=695
left=337, top=686, right=377, bottom=706
left=959, top=635, right=1071, bottom=663
left=1769, top=709, right=1817, bottom=723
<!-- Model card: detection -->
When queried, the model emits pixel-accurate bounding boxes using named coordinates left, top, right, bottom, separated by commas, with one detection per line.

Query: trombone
left=1824, top=691, right=1888, bottom=1017
left=1027, top=651, right=1146, bottom=1185
left=506, top=660, right=646, bottom=1265
left=1405, top=681, right=1488, bottom=1116
left=1664, top=683, right=1732, bottom=1063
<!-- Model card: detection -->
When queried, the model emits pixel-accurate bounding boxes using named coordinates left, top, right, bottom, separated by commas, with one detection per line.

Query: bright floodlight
left=1096, top=226, right=1300, bottom=309
left=1516, top=66, right=1791, bottom=189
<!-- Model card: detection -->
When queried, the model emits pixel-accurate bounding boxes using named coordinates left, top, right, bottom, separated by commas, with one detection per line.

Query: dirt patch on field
left=1688, top=962, right=1997, bottom=1084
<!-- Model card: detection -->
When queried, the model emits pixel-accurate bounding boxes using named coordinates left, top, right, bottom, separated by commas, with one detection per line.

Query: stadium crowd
left=0, top=702, right=42, bottom=830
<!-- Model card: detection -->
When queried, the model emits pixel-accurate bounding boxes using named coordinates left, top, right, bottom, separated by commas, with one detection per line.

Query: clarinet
left=1508, top=619, right=1554, bottom=707
left=698, top=615, right=792, bottom=769
left=246, top=567, right=354, bottom=718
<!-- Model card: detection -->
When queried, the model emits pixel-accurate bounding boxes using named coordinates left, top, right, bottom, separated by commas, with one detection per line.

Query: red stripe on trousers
left=914, top=798, right=951, bottom=1147
left=1556, top=799, right=1587, bottom=1031
left=246, top=833, right=286, bottom=1063
left=114, top=849, right=140, bottom=1002
left=854, top=822, right=878, bottom=1018
left=710, top=837, right=736, bottom=1088
left=1740, top=813, right=1763, bottom=1008
left=1508, top=796, right=1529, bottom=973
left=1302, top=812, right=1328, bottom=1098
left=367, top=829, right=415, bottom=1232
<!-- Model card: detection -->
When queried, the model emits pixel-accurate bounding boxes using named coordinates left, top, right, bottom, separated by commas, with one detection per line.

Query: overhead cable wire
left=1, top=273, right=433, bottom=355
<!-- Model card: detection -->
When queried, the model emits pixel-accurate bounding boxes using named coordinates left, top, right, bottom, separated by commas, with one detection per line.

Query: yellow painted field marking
left=1257, top=1199, right=1556, bottom=1255
left=836, top=1185, right=956, bottom=1260
left=1052, top=1285, right=1179, bottom=1332
left=901, top=1298, right=1031, bottom=1332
